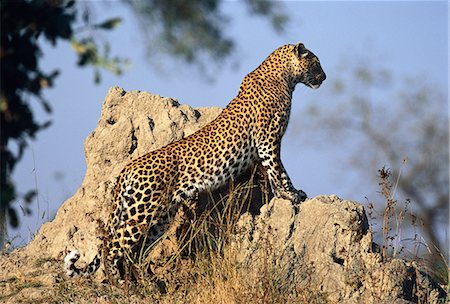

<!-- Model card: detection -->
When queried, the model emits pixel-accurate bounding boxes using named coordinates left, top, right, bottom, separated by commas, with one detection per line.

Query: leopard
left=64, top=42, right=326, bottom=282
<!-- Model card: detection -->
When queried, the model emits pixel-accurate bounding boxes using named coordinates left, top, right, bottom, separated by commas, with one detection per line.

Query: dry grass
left=0, top=167, right=326, bottom=303
left=373, top=165, right=449, bottom=303
left=114, top=167, right=327, bottom=303
left=1, top=165, right=447, bottom=303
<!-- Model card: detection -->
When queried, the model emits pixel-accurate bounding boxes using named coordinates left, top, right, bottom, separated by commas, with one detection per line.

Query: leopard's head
left=291, top=43, right=326, bottom=89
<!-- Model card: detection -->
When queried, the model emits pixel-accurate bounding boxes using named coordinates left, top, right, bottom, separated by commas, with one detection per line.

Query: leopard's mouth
left=306, top=82, right=321, bottom=89
left=305, top=79, right=323, bottom=89
left=305, top=72, right=326, bottom=89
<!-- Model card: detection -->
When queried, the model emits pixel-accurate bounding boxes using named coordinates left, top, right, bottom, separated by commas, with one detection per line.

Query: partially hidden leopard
left=64, top=42, right=326, bottom=281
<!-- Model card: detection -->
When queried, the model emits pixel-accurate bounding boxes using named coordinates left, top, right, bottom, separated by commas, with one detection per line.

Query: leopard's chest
left=190, top=138, right=258, bottom=192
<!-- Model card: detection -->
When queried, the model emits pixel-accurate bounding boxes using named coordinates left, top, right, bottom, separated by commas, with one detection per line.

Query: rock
left=0, top=87, right=445, bottom=303
left=232, top=195, right=446, bottom=303
left=24, top=87, right=222, bottom=262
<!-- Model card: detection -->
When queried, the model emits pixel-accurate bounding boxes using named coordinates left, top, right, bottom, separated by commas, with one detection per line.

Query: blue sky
left=9, top=1, right=448, bottom=246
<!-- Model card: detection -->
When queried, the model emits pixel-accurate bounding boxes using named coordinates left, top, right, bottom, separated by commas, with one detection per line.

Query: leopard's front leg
left=256, top=142, right=307, bottom=203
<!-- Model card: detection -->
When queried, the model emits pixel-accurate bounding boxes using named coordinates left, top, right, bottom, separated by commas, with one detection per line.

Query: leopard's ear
left=295, top=43, right=309, bottom=59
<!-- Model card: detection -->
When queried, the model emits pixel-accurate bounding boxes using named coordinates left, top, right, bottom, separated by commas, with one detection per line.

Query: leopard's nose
left=317, top=72, right=326, bottom=82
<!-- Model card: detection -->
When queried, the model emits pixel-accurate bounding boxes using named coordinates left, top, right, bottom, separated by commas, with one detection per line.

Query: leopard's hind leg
left=103, top=192, right=182, bottom=284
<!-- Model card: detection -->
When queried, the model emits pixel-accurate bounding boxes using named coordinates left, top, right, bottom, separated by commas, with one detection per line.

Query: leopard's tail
left=64, top=249, right=101, bottom=277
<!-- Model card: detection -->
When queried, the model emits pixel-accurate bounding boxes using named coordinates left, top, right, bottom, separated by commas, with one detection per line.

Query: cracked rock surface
left=233, top=196, right=445, bottom=303
left=24, top=86, right=222, bottom=261
left=0, top=87, right=445, bottom=303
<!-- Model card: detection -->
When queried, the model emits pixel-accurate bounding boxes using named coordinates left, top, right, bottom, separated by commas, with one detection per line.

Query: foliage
left=0, top=0, right=287, bottom=247
left=123, top=0, right=287, bottom=68
left=0, top=0, right=124, bottom=245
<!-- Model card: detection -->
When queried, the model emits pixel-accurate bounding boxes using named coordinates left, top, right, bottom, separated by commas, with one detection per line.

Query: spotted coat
left=64, top=42, right=326, bottom=281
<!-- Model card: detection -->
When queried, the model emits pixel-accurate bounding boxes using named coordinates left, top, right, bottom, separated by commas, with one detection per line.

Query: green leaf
left=95, top=17, right=122, bottom=30
left=71, top=39, right=88, bottom=54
